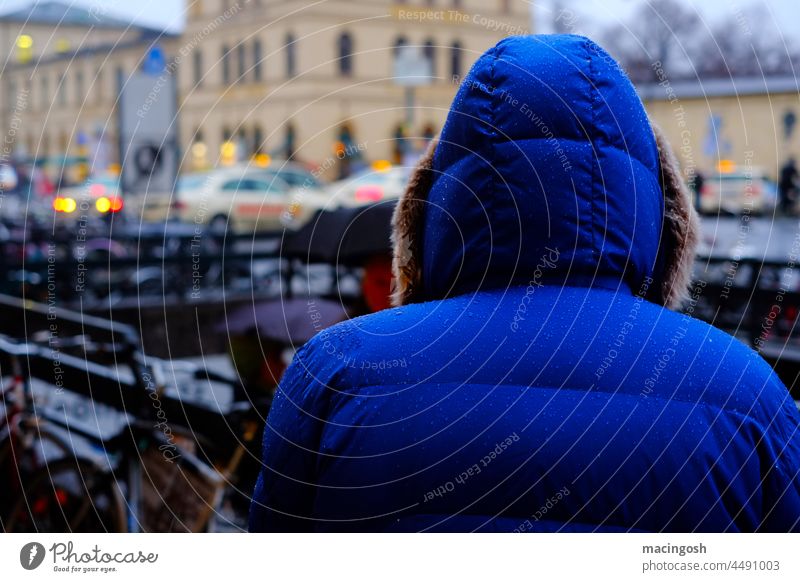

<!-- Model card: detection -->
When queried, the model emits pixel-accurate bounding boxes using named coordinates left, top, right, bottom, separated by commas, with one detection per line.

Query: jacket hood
left=392, top=35, right=698, bottom=308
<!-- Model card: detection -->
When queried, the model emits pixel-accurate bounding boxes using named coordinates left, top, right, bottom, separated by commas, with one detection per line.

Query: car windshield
left=90, top=177, right=119, bottom=188
left=256, top=169, right=320, bottom=189
left=349, top=171, right=394, bottom=186
left=177, top=174, right=210, bottom=191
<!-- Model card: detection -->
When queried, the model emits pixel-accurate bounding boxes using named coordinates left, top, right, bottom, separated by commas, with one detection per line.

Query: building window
left=424, top=38, right=436, bottom=79
left=253, top=125, right=264, bottom=154
left=193, top=49, right=204, bottom=87
left=222, top=45, right=231, bottom=84
left=335, top=123, right=358, bottom=179
left=286, top=33, right=297, bottom=77
left=40, top=75, right=49, bottom=110
left=8, top=79, right=16, bottom=103
left=451, top=41, right=463, bottom=79
left=75, top=70, right=84, bottom=105
left=236, top=129, right=249, bottom=158
left=95, top=68, right=104, bottom=104
left=338, top=32, right=353, bottom=76
left=237, top=43, right=246, bottom=83
left=58, top=73, right=67, bottom=106
left=253, top=39, right=263, bottom=82
left=284, top=123, right=296, bottom=159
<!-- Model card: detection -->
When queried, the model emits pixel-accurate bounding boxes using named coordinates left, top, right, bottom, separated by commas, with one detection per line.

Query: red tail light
left=355, top=185, right=383, bottom=202
left=55, top=488, right=69, bottom=506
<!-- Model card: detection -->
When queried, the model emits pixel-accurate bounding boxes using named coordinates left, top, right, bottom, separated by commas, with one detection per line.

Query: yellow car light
left=96, top=197, right=111, bottom=213
left=53, top=196, right=77, bottom=213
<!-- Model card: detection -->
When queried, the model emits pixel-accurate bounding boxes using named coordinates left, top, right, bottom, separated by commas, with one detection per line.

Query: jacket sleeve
left=249, top=342, right=329, bottom=532
left=755, top=372, right=800, bottom=532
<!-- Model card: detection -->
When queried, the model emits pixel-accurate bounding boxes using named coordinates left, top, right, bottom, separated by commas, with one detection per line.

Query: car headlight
left=53, top=197, right=77, bottom=213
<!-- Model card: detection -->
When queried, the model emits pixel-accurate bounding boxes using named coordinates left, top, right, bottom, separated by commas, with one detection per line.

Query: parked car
left=0, top=163, right=56, bottom=222
left=329, top=163, right=413, bottom=208
left=700, top=169, right=778, bottom=215
left=53, top=174, right=124, bottom=220
left=0, top=163, right=18, bottom=191
left=167, top=161, right=332, bottom=233
left=130, top=160, right=328, bottom=231
left=256, top=161, right=324, bottom=190
left=168, top=169, right=290, bottom=233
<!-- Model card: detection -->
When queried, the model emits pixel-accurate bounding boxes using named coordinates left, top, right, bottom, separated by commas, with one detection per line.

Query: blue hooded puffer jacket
left=250, top=35, right=800, bottom=532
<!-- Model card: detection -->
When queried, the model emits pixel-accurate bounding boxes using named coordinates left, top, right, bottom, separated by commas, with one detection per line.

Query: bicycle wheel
left=0, top=432, right=19, bottom=520
left=3, top=456, right=126, bottom=533
left=0, top=421, right=79, bottom=520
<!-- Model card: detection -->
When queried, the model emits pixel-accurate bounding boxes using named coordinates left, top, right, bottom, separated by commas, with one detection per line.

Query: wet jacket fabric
left=250, top=35, right=800, bottom=532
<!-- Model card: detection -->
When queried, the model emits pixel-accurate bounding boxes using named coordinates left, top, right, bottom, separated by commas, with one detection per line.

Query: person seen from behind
left=250, top=35, right=800, bottom=532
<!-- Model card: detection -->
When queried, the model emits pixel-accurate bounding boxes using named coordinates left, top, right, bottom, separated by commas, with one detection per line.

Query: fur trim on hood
left=391, top=127, right=699, bottom=310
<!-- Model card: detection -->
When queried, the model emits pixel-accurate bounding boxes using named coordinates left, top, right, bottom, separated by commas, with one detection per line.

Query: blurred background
left=1, top=0, right=799, bottom=533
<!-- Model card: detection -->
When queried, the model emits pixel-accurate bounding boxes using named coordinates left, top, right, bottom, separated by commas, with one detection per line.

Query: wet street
left=699, top=216, right=800, bottom=262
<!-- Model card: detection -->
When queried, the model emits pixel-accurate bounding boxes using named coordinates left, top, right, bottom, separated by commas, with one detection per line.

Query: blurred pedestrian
left=688, top=169, right=704, bottom=211
left=251, top=36, right=800, bottom=532
left=359, top=254, right=393, bottom=314
left=779, top=157, right=798, bottom=215
left=228, top=334, right=288, bottom=400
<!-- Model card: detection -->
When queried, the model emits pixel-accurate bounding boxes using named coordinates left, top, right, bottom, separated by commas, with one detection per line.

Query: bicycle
left=0, top=333, right=268, bottom=532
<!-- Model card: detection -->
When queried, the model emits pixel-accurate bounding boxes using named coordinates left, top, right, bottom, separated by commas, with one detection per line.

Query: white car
left=328, top=165, right=413, bottom=208
left=168, top=165, right=332, bottom=233
left=168, top=170, right=290, bottom=232
left=700, top=170, right=778, bottom=215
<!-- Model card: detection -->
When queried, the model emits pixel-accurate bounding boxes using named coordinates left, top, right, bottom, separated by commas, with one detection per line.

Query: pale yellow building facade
left=641, top=78, right=800, bottom=181
left=0, top=7, right=168, bottom=172
left=178, top=0, right=531, bottom=172
left=2, top=0, right=532, bottom=180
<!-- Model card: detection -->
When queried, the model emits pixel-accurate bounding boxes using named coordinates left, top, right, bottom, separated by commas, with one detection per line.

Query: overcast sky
left=0, top=0, right=186, bottom=32
left=536, top=0, right=800, bottom=41
left=0, top=0, right=798, bottom=41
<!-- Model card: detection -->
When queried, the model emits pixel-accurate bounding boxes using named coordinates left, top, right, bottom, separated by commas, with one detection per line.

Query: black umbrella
left=282, top=201, right=396, bottom=265
left=218, top=298, right=349, bottom=344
